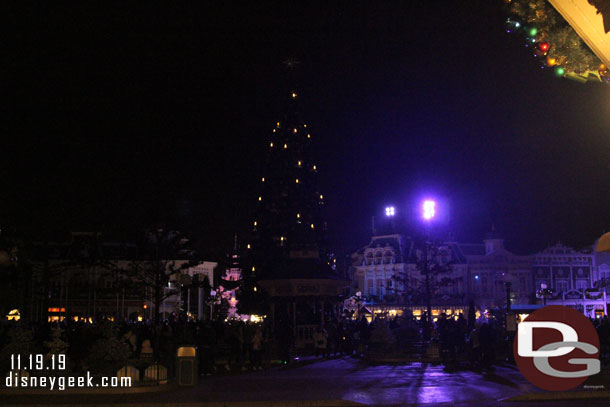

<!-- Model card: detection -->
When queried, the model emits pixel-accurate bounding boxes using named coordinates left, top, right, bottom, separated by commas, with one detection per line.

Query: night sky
left=3, top=1, right=610, bottom=257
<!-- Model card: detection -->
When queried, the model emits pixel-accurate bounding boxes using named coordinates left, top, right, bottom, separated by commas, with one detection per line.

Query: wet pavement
left=3, top=357, right=609, bottom=406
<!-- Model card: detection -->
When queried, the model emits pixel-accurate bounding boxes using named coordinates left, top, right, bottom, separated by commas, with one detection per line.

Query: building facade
left=23, top=232, right=217, bottom=322
left=349, top=230, right=609, bottom=319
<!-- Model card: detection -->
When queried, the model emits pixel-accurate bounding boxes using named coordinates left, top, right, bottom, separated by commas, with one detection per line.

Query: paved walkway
left=2, top=357, right=609, bottom=406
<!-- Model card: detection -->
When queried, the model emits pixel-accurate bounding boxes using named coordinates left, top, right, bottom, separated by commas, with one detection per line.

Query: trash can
left=176, top=346, right=198, bottom=386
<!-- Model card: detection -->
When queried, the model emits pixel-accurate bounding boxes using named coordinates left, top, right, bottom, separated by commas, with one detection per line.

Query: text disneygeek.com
left=5, top=372, right=132, bottom=391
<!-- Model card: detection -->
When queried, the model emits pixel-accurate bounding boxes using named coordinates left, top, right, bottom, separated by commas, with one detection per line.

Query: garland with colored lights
left=505, top=0, right=609, bottom=83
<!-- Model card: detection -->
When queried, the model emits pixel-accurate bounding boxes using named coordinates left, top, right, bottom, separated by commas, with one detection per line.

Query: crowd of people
left=1, top=311, right=609, bottom=377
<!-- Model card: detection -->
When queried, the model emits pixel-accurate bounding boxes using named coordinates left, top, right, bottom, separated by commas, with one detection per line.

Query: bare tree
left=127, top=229, right=198, bottom=325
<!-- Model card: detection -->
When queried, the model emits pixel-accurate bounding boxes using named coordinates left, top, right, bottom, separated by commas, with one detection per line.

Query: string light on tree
left=504, top=0, right=607, bottom=84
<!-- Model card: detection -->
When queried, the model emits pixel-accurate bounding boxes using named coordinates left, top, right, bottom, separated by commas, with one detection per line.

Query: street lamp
left=422, top=200, right=436, bottom=221
left=385, top=206, right=396, bottom=217
left=419, top=199, right=437, bottom=340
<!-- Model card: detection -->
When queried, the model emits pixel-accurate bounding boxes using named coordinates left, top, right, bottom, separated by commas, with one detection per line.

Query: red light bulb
left=539, top=42, right=549, bottom=52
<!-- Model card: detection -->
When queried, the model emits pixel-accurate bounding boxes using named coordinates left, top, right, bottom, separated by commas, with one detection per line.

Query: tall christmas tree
left=239, top=62, right=348, bottom=328
left=248, top=63, right=335, bottom=281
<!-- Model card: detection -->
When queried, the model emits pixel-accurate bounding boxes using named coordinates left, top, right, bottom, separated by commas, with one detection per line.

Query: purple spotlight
left=385, top=206, right=396, bottom=217
left=422, top=200, right=436, bottom=220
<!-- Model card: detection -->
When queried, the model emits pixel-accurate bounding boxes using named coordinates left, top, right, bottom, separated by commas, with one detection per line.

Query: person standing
left=251, top=326, right=264, bottom=370
left=313, top=325, right=328, bottom=358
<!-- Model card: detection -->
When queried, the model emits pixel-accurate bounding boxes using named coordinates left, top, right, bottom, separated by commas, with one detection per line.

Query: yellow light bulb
left=291, top=92, right=297, bottom=98
left=297, top=213, right=301, bottom=218
left=247, top=244, right=251, bottom=249
left=270, top=142, right=274, bottom=147
left=284, top=144, right=287, bottom=149
left=262, top=177, right=265, bottom=182
left=310, top=224, right=315, bottom=229
left=293, top=128, right=297, bottom=134
left=307, top=134, right=311, bottom=139
left=295, top=179, right=299, bottom=184
left=298, top=160, right=302, bottom=166
left=258, top=196, right=262, bottom=201
left=273, top=129, right=276, bottom=133
left=313, top=165, right=317, bottom=170
left=319, top=194, right=323, bottom=199
left=303, top=124, right=307, bottom=128
left=276, top=122, right=280, bottom=127
left=254, top=286, right=257, bottom=292
left=254, top=221, right=257, bottom=226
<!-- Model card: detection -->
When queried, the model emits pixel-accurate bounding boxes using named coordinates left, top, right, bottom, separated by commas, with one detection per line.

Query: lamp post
left=595, top=233, right=610, bottom=317
left=421, top=200, right=436, bottom=340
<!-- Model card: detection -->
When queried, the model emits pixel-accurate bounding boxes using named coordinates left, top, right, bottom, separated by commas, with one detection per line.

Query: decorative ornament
left=555, top=66, right=565, bottom=76
left=600, top=64, right=609, bottom=80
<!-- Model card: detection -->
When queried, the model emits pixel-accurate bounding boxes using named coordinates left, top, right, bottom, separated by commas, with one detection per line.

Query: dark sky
left=2, top=1, right=610, bottom=257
